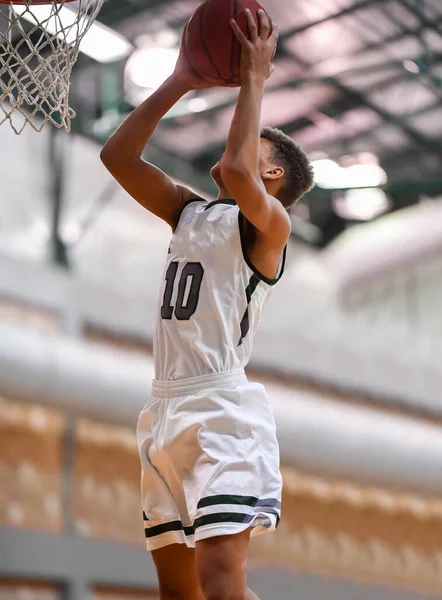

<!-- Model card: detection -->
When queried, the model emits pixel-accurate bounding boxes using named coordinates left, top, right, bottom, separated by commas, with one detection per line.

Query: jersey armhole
left=173, top=196, right=207, bottom=232
left=238, top=212, right=287, bottom=286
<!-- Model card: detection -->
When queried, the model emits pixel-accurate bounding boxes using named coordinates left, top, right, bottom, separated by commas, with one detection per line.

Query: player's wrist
left=169, top=70, right=195, bottom=94
left=242, top=71, right=267, bottom=87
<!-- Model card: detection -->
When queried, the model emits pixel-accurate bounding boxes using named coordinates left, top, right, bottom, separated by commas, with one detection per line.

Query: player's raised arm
left=221, top=10, right=290, bottom=240
left=100, top=41, right=216, bottom=230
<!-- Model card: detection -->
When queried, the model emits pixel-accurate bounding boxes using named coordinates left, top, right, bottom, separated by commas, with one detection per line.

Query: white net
left=0, top=0, right=103, bottom=134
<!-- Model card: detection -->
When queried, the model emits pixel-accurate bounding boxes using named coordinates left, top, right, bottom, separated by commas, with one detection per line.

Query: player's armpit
left=101, top=156, right=192, bottom=230
left=221, top=165, right=291, bottom=242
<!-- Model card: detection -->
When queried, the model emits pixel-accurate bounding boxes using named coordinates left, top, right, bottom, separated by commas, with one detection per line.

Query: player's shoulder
left=262, top=193, right=292, bottom=247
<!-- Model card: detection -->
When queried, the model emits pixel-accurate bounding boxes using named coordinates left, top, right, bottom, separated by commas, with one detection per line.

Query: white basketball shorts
left=136, top=368, right=282, bottom=551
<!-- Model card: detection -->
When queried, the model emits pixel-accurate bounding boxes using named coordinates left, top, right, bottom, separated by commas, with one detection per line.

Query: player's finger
left=230, top=19, right=248, bottom=44
left=258, top=9, right=270, bottom=40
left=245, top=8, right=258, bottom=41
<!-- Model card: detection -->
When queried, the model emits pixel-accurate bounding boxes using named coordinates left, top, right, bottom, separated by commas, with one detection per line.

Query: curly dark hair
left=260, top=126, right=315, bottom=208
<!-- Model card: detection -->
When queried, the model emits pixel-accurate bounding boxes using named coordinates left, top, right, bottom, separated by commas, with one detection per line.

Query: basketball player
left=101, top=9, right=313, bottom=600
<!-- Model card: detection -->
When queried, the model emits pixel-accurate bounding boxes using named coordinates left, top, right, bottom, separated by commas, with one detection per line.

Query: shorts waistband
left=151, top=368, right=246, bottom=399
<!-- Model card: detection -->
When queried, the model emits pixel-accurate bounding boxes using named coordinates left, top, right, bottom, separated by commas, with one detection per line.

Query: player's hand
left=230, top=9, right=278, bottom=83
left=173, top=26, right=219, bottom=90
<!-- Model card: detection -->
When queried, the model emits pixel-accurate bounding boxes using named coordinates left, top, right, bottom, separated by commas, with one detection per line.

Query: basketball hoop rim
left=0, top=0, right=76, bottom=4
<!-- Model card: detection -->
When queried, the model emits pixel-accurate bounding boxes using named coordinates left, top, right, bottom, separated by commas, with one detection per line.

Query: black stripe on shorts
left=144, top=495, right=281, bottom=539
left=145, top=512, right=255, bottom=539
left=197, top=494, right=281, bottom=510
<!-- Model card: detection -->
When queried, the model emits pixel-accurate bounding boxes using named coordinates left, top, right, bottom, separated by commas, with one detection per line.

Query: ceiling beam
left=189, top=66, right=441, bottom=182
left=399, top=1, right=442, bottom=97
left=279, top=0, right=386, bottom=40
left=88, top=0, right=442, bottom=205
left=344, top=16, right=442, bottom=58
left=285, top=48, right=442, bottom=155
left=281, top=72, right=408, bottom=133
left=316, top=97, right=442, bottom=155
left=191, top=69, right=412, bottom=161
left=155, top=59, right=410, bottom=134
left=163, top=5, right=441, bottom=156
left=282, top=1, right=441, bottom=155
left=401, top=0, right=442, bottom=38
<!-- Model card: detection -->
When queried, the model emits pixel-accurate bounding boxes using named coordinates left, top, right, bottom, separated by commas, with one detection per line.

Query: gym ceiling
left=14, top=0, right=442, bottom=244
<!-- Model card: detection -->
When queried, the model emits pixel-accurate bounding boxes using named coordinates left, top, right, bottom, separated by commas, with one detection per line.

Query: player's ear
left=262, top=166, right=284, bottom=181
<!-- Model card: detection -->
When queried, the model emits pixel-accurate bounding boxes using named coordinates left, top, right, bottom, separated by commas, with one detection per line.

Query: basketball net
left=0, top=0, right=103, bottom=134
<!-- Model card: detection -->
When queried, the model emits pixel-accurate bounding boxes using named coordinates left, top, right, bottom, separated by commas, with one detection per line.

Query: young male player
left=101, top=9, right=314, bottom=600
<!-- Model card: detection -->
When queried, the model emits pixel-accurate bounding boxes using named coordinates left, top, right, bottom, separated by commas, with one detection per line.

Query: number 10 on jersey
left=161, top=261, right=204, bottom=321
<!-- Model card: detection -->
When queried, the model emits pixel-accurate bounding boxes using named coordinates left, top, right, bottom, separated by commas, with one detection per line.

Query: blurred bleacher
left=1, top=243, right=442, bottom=598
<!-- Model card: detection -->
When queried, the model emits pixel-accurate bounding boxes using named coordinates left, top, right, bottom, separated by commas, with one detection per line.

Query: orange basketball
left=184, top=0, right=273, bottom=85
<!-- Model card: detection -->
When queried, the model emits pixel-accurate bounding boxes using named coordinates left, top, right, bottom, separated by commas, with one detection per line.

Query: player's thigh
left=152, top=544, right=204, bottom=600
left=195, top=529, right=251, bottom=600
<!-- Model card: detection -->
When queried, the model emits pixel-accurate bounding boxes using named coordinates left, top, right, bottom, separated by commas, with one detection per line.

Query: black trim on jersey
left=204, top=199, right=237, bottom=211
left=237, top=274, right=260, bottom=347
left=182, top=197, right=206, bottom=212
left=238, top=212, right=287, bottom=286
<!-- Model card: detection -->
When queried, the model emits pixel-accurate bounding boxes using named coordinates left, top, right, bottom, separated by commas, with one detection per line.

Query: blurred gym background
left=1, top=0, right=442, bottom=599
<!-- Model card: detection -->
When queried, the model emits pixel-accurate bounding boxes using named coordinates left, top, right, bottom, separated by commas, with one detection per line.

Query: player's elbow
left=100, top=132, right=134, bottom=169
left=100, top=145, right=134, bottom=181
left=100, top=143, right=119, bottom=170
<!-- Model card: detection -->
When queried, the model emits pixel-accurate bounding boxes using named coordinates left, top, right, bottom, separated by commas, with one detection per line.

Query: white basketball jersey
left=153, top=198, right=286, bottom=381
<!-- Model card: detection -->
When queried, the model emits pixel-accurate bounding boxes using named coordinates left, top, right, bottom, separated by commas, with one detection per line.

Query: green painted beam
left=343, top=16, right=442, bottom=61
left=285, top=50, right=442, bottom=155
left=402, top=0, right=442, bottom=38
left=98, top=0, right=166, bottom=26
left=188, top=70, right=410, bottom=161
left=316, top=98, right=442, bottom=157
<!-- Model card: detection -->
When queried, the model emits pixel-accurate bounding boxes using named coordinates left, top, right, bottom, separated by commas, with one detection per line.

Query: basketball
left=183, top=0, right=273, bottom=85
